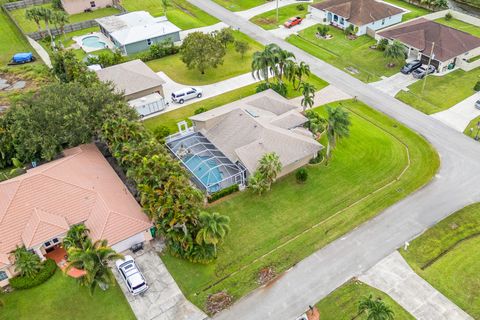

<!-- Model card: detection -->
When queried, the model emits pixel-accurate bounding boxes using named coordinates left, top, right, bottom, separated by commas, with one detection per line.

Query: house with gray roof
left=96, top=11, right=181, bottom=55
left=165, top=90, right=322, bottom=193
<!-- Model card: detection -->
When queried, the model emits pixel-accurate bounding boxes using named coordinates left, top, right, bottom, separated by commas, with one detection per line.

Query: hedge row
left=207, top=184, right=239, bottom=203
left=9, top=259, right=57, bottom=290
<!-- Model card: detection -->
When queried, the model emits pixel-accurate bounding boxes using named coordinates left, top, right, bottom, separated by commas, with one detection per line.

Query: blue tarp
left=12, top=52, right=33, bottom=62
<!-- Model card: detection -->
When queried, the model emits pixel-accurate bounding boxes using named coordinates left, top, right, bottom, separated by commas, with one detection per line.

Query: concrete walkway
left=289, top=84, right=351, bottom=108
left=359, top=252, right=473, bottom=320
left=27, top=36, right=51, bottom=68
left=112, top=246, right=207, bottom=320
left=180, top=22, right=229, bottom=40
left=235, top=0, right=312, bottom=20
left=370, top=73, right=419, bottom=97
left=431, top=92, right=480, bottom=132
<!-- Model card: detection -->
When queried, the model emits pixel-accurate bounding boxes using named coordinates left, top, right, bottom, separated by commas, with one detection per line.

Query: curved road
left=187, top=1, right=480, bottom=318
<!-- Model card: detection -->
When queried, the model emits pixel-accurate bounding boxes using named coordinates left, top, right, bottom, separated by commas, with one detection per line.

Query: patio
left=45, top=246, right=86, bottom=278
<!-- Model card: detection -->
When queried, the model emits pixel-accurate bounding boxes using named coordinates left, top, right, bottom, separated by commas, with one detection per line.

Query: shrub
left=296, top=167, right=308, bottom=183
left=309, top=152, right=323, bottom=164
left=194, top=107, right=207, bottom=115
left=9, top=259, right=57, bottom=290
left=445, top=12, right=453, bottom=20
left=256, top=82, right=287, bottom=97
left=377, top=38, right=389, bottom=51
left=474, top=81, right=480, bottom=92
left=51, top=0, right=63, bottom=10
left=153, top=125, right=170, bottom=139
left=296, top=3, right=305, bottom=10
left=207, top=184, right=239, bottom=203
left=317, top=25, right=330, bottom=37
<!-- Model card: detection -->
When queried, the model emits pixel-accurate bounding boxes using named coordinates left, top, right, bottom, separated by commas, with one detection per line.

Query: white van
left=171, top=87, right=203, bottom=104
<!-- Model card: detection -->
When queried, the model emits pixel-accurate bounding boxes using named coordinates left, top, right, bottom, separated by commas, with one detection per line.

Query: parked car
left=284, top=16, right=303, bottom=28
left=171, top=87, right=203, bottom=104
left=475, top=99, right=480, bottom=110
left=411, top=65, right=436, bottom=79
left=400, top=60, right=422, bottom=74
left=116, top=255, right=148, bottom=295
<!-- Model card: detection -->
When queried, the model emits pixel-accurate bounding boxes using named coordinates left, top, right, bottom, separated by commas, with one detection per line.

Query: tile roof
left=378, top=18, right=480, bottom=62
left=311, top=0, right=404, bottom=26
left=0, top=144, right=151, bottom=262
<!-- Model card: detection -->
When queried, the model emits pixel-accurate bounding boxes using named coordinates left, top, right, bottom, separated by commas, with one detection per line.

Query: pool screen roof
left=166, top=132, right=245, bottom=193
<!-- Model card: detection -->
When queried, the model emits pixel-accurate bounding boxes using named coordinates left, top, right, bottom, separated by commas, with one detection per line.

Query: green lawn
left=287, top=25, right=400, bottom=82
left=250, top=2, right=316, bottom=30
left=383, top=0, right=431, bottom=21
left=144, top=75, right=328, bottom=132
left=316, top=279, right=414, bottom=319
left=400, top=203, right=480, bottom=318
left=147, top=31, right=264, bottom=85
left=211, top=0, right=266, bottom=11
left=435, top=17, right=480, bottom=37
left=464, top=115, right=480, bottom=139
left=120, top=0, right=219, bottom=30
left=0, top=8, right=35, bottom=65
left=395, top=67, right=480, bottom=114
left=0, top=270, right=135, bottom=320
left=161, top=99, right=439, bottom=312
left=10, top=5, right=119, bottom=33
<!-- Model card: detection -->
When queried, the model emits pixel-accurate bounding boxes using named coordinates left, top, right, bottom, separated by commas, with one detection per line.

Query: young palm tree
left=325, top=106, right=351, bottom=160
left=358, top=295, right=395, bottom=320
left=63, top=224, right=90, bottom=250
left=13, top=246, right=42, bottom=278
left=66, top=239, right=123, bottom=294
left=25, top=7, right=43, bottom=35
left=294, top=61, right=310, bottom=90
left=195, top=211, right=231, bottom=256
left=248, top=171, right=269, bottom=195
left=258, top=152, right=282, bottom=184
left=161, top=0, right=169, bottom=18
left=300, top=82, right=316, bottom=112
left=384, top=40, right=406, bottom=68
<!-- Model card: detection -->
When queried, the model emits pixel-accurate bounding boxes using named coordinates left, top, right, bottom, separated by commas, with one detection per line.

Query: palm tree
left=251, top=44, right=278, bottom=84
left=300, top=82, right=316, bottom=112
left=273, top=47, right=295, bottom=80
left=38, top=7, right=54, bottom=41
left=63, top=224, right=90, bottom=251
left=161, top=0, right=169, bottom=18
left=195, top=211, right=230, bottom=256
left=286, top=61, right=311, bottom=90
left=384, top=40, right=406, bottom=67
left=12, top=246, right=42, bottom=278
left=52, top=10, right=69, bottom=39
left=25, top=7, right=43, bottom=35
left=66, top=239, right=123, bottom=294
left=358, top=295, right=395, bottom=320
left=248, top=171, right=269, bottom=195
left=258, top=152, right=282, bottom=184
left=325, top=106, right=351, bottom=160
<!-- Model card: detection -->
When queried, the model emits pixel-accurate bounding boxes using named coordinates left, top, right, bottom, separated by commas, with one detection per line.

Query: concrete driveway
left=431, top=92, right=480, bottom=132
left=268, top=18, right=318, bottom=39
left=235, top=0, right=313, bottom=20
left=113, top=247, right=207, bottom=320
left=370, top=72, right=419, bottom=96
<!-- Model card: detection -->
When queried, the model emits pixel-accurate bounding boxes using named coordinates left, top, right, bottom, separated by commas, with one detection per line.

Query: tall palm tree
left=251, top=44, right=278, bottom=84
left=195, top=211, right=230, bottom=256
left=300, top=82, right=316, bottom=112
left=38, top=7, right=54, bottom=41
left=258, top=152, right=282, bottom=184
left=161, top=0, right=169, bottom=18
left=12, top=246, right=42, bottom=278
left=384, top=40, right=406, bottom=67
left=66, top=239, right=123, bottom=294
left=25, top=7, right=43, bottom=35
left=52, top=10, right=69, bottom=39
left=273, top=47, right=295, bottom=81
left=295, top=61, right=310, bottom=90
left=358, top=295, right=395, bottom=320
left=325, top=106, right=351, bottom=160
left=63, top=224, right=90, bottom=251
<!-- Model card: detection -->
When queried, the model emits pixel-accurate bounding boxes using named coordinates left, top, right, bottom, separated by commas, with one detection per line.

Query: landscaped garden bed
left=400, top=203, right=480, bottom=318
left=160, top=99, right=439, bottom=312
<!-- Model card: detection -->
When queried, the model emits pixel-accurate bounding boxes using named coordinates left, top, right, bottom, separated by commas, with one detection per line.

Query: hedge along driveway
left=161, top=100, right=439, bottom=311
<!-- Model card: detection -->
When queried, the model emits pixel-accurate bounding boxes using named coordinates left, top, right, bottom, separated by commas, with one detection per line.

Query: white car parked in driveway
left=171, top=87, right=203, bottom=104
left=116, top=255, right=148, bottom=295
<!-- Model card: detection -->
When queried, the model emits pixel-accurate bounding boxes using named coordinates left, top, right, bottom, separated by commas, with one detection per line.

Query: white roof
left=96, top=11, right=181, bottom=45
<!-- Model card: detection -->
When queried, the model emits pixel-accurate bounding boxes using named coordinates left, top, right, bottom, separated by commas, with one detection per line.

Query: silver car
left=116, top=255, right=148, bottom=295
left=475, top=99, right=480, bottom=110
left=171, top=87, right=203, bottom=104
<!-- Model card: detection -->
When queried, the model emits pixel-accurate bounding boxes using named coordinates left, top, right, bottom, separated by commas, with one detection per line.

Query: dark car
left=411, top=65, right=436, bottom=79
left=400, top=60, right=422, bottom=74
left=284, top=16, right=303, bottom=28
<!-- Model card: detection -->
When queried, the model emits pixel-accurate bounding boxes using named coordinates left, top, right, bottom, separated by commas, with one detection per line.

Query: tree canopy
left=180, top=31, right=226, bottom=74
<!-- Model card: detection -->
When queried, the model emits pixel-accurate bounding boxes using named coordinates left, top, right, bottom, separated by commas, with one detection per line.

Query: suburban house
left=95, top=59, right=167, bottom=117
left=96, top=11, right=181, bottom=55
left=0, top=144, right=152, bottom=287
left=377, top=18, right=480, bottom=72
left=61, top=0, right=113, bottom=15
left=166, top=90, right=322, bottom=193
left=309, top=0, right=405, bottom=36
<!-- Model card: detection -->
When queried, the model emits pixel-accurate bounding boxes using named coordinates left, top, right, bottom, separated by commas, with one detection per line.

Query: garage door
left=420, top=55, right=440, bottom=69
left=112, top=232, right=145, bottom=253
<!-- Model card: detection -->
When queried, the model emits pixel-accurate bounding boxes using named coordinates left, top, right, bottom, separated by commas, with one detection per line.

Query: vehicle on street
left=475, top=99, right=480, bottom=110
left=171, top=87, right=203, bottom=104
left=411, top=65, right=436, bottom=79
left=8, top=52, right=36, bottom=65
left=116, top=255, right=148, bottom=295
left=284, top=16, right=303, bottom=28
left=400, top=60, right=422, bottom=74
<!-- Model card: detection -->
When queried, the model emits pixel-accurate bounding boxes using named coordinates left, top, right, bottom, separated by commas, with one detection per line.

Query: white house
left=309, top=0, right=406, bottom=36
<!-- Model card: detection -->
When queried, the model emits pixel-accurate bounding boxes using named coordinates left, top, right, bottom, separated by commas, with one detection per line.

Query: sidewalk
left=370, top=73, right=419, bottom=97
left=27, top=36, right=51, bottom=68
left=359, top=251, right=473, bottom=320
left=430, top=92, right=480, bottom=132
left=235, top=0, right=312, bottom=20
left=289, top=84, right=351, bottom=108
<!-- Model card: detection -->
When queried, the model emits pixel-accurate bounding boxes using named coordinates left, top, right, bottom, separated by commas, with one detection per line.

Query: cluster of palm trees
left=249, top=152, right=282, bottom=195
left=25, top=6, right=69, bottom=42
left=383, top=40, right=406, bottom=68
left=13, top=246, right=42, bottom=278
left=251, top=43, right=316, bottom=111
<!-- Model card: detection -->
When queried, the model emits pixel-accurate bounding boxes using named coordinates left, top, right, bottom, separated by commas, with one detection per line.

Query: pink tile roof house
left=0, top=144, right=152, bottom=268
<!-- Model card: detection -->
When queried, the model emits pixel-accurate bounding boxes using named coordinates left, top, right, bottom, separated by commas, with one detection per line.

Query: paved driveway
left=235, top=0, right=312, bottom=20
left=268, top=18, right=318, bottom=39
left=113, top=248, right=207, bottom=320
left=370, top=72, right=419, bottom=96
left=431, top=92, right=480, bottom=132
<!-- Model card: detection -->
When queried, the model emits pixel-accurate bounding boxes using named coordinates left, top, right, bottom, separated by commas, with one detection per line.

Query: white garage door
left=112, top=232, right=146, bottom=253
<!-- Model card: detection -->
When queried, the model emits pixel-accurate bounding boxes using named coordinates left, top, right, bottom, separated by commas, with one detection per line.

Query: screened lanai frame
left=166, top=132, right=246, bottom=194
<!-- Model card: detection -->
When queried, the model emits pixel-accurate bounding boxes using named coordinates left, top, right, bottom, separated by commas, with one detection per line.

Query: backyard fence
left=3, top=0, right=51, bottom=11
left=27, top=19, right=99, bottom=40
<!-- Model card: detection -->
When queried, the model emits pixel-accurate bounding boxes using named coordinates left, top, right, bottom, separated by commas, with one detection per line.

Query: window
left=52, top=238, right=59, bottom=244
left=147, top=39, right=152, bottom=46
left=90, top=1, right=96, bottom=7
left=0, top=271, right=8, bottom=281
left=44, top=241, right=51, bottom=247
left=382, top=19, right=385, bottom=25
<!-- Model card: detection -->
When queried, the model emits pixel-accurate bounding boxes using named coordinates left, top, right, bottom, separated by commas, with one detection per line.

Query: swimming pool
left=82, top=36, right=106, bottom=49
left=184, top=155, right=222, bottom=193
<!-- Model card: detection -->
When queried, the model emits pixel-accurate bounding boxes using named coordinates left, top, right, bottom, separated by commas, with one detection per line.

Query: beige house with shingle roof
left=0, top=144, right=152, bottom=287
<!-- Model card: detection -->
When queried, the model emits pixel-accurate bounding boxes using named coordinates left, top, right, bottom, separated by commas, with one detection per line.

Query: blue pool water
left=82, top=36, right=106, bottom=49
left=184, top=155, right=222, bottom=192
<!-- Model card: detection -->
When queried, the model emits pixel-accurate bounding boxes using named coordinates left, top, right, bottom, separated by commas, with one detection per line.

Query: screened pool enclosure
left=166, top=132, right=246, bottom=193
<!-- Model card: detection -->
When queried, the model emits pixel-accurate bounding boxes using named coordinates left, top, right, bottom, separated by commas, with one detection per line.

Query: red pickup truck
left=284, top=16, right=303, bottom=28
